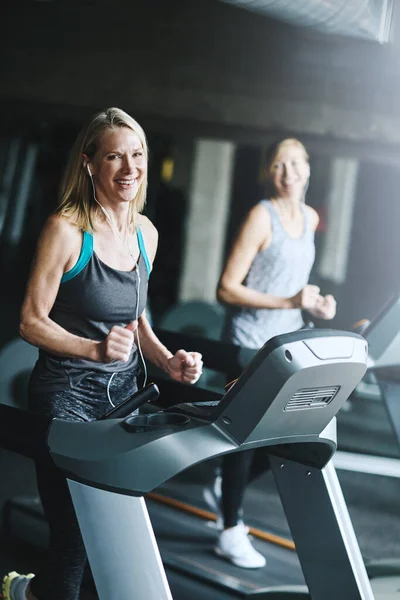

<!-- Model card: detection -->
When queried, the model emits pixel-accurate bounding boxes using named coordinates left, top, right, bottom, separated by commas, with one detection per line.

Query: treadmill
left=360, top=291, right=400, bottom=448
left=348, top=293, right=400, bottom=596
left=0, top=328, right=377, bottom=599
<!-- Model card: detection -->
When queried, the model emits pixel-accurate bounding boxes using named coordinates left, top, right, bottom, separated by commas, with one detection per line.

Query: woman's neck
left=94, top=198, right=132, bottom=234
left=272, top=196, right=303, bottom=219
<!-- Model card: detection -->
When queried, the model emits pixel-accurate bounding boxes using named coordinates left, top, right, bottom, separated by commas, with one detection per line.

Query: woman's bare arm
left=20, top=215, right=104, bottom=360
left=217, top=204, right=296, bottom=309
left=135, top=217, right=203, bottom=383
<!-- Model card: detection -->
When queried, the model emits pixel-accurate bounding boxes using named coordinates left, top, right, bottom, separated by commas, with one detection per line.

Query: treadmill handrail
left=44, top=329, right=367, bottom=494
left=152, top=327, right=363, bottom=376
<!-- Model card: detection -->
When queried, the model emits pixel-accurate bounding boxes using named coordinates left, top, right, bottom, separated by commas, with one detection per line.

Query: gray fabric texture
left=30, top=245, right=148, bottom=393
left=222, top=199, right=315, bottom=349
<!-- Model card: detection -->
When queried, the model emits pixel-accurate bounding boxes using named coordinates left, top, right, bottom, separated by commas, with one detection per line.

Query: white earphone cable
left=106, top=372, right=116, bottom=408
left=88, top=169, right=147, bottom=403
left=135, top=266, right=148, bottom=388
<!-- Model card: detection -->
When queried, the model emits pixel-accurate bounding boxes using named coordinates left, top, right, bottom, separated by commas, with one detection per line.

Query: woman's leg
left=247, top=446, right=270, bottom=484
left=221, top=450, right=256, bottom=529
left=27, top=370, right=138, bottom=599
left=29, top=457, right=87, bottom=600
left=220, top=446, right=271, bottom=529
left=216, top=449, right=266, bottom=568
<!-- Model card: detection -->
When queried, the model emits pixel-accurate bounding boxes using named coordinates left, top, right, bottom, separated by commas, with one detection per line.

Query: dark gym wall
left=2, top=0, right=400, bottom=147
left=2, top=0, right=400, bottom=335
left=341, top=161, right=400, bottom=326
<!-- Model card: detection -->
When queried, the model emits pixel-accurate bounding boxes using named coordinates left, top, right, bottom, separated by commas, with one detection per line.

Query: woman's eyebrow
left=104, top=147, right=142, bottom=154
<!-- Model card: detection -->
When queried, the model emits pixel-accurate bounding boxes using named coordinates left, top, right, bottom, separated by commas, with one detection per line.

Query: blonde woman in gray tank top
left=5, top=108, right=203, bottom=600
left=211, top=139, right=336, bottom=569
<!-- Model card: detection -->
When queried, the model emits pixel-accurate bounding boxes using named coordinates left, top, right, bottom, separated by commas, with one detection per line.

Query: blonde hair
left=56, top=107, right=148, bottom=231
left=266, top=138, right=309, bottom=173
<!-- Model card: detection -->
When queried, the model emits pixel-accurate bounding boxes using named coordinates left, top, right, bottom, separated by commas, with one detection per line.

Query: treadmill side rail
left=68, top=480, right=172, bottom=600
left=270, top=456, right=375, bottom=600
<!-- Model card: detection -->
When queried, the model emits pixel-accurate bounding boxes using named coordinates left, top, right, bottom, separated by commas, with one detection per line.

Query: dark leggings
left=221, top=448, right=270, bottom=528
left=219, top=323, right=313, bottom=529
left=28, top=369, right=138, bottom=600
left=220, top=369, right=271, bottom=529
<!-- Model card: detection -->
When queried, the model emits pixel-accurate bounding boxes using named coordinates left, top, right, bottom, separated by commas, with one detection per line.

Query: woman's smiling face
left=268, top=140, right=310, bottom=199
left=89, top=126, right=147, bottom=205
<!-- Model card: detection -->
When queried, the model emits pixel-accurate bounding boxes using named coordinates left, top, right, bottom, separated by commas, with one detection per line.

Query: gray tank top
left=223, top=200, right=315, bottom=349
left=30, top=228, right=150, bottom=392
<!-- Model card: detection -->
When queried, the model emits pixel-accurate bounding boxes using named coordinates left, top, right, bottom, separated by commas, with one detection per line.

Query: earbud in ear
left=87, top=164, right=92, bottom=177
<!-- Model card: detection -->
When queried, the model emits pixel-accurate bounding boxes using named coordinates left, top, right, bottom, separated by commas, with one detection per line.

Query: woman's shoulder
left=245, top=201, right=272, bottom=228
left=41, top=213, right=83, bottom=245
left=137, top=214, right=158, bottom=241
left=236, top=202, right=272, bottom=251
left=32, top=214, right=83, bottom=273
left=259, top=198, right=273, bottom=208
left=304, top=205, right=319, bottom=231
left=136, top=214, right=158, bottom=262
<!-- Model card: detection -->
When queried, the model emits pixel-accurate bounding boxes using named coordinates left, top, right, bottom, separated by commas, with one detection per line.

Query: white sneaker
left=214, top=523, right=266, bottom=569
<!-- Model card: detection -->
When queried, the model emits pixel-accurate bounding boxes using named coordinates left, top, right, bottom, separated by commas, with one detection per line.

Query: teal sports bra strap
left=61, top=231, right=93, bottom=283
left=137, top=226, right=151, bottom=277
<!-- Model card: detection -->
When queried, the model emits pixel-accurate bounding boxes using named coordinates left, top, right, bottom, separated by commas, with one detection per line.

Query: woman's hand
left=96, top=321, right=138, bottom=363
left=289, top=285, right=321, bottom=311
left=166, top=350, right=203, bottom=384
left=309, top=294, right=337, bottom=320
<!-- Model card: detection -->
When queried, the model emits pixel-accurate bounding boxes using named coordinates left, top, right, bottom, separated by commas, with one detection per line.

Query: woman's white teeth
left=117, top=179, right=135, bottom=184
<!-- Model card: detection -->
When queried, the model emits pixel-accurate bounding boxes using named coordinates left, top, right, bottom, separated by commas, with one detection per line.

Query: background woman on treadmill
left=210, top=137, right=336, bottom=569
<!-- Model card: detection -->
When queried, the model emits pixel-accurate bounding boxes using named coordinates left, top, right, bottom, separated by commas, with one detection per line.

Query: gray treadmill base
left=370, top=576, right=400, bottom=598
left=246, top=586, right=309, bottom=598
left=248, top=580, right=400, bottom=599
left=367, top=560, right=400, bottom=578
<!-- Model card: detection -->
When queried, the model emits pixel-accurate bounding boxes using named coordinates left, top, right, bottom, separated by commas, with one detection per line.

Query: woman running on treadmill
left=3, top=107, right=203, bottom=600
left=211, top=137, right=336, bottom=569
